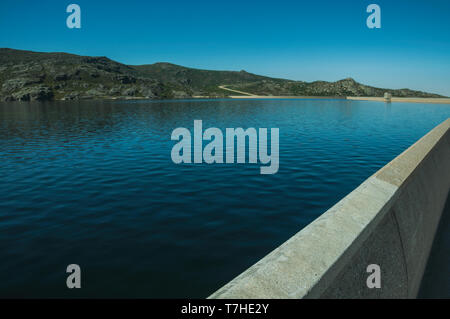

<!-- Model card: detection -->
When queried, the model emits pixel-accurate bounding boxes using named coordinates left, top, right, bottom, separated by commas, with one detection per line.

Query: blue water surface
left=0, top=99, right=449, bottom=297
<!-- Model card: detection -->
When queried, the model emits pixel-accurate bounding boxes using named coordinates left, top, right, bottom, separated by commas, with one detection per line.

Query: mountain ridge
left=0, top=48, right=444, bottom=102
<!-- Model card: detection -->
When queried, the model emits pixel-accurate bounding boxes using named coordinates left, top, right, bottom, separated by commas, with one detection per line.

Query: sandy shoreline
left=193, top=95, right=347, bottom=100
left=212, top=95, right=450, bottom=104
left=193, top=95, right=450, bottom=104
left=346, top=96, right=450, bottom=104
left=228, top=95, right=347, bottom=100
left=56, top=95, right=450, bottom=104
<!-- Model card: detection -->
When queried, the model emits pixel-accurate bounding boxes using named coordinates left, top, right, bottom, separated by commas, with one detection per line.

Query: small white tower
left=384, top=92, right=392, bottom=102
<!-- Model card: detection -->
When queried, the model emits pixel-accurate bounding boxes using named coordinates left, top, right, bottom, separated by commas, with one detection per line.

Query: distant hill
left=0, top=48, right=444, bottom=102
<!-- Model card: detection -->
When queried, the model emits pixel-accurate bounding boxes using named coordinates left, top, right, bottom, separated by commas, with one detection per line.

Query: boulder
left=12, top=86, right=54, bottom=101
left=123, top=87, right=137, bottom=96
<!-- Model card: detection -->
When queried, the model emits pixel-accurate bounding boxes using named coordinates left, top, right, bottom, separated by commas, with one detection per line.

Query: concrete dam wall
left=210, top=118, right=450, bottom=299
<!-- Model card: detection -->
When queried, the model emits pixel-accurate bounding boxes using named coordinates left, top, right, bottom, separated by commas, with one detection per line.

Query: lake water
left=0, top=99, right=449, bottom=298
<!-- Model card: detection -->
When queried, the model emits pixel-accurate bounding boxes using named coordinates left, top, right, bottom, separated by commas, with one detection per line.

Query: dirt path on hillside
left=218, top=85, right=256, bottom=96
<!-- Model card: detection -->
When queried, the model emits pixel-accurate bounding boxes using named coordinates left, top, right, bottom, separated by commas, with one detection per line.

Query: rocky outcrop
left=7, top=86, right=54, bottom=101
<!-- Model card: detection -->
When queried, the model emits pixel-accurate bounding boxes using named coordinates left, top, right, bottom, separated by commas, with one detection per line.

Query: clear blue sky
left=1, top=0, right=449, bottom=96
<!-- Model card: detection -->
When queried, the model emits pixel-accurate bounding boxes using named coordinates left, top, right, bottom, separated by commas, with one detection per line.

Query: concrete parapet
left=210, top=118, right=450, bottom=299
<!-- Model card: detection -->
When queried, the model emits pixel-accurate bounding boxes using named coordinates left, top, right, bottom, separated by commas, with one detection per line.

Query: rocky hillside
left=0, top=48, right=181, bottom=101
left=226, top=77, right=441, bottom=97
left=0, top=48, right=444, bottom=102
left=134, top=62, right=281, bottom=94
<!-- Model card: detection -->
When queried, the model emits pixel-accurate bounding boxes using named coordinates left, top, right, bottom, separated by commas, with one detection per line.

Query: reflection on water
left=0, top=99, right=449, bottom=297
